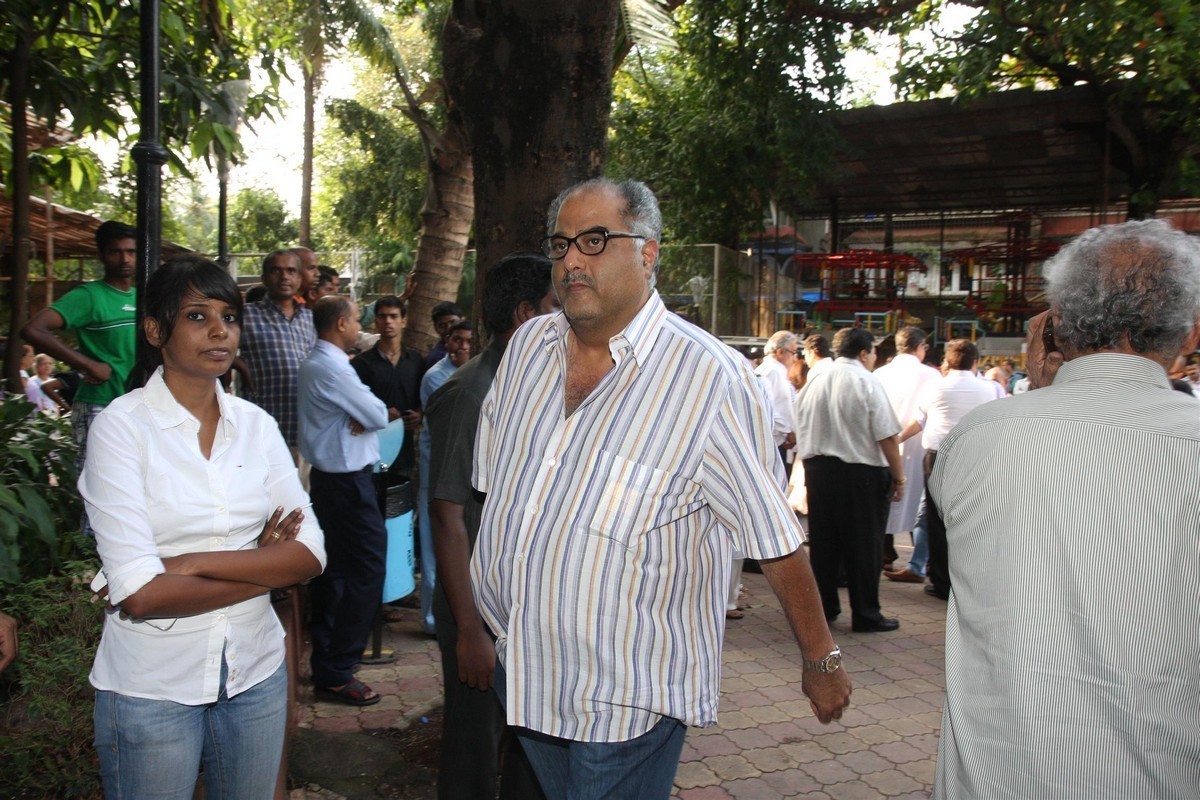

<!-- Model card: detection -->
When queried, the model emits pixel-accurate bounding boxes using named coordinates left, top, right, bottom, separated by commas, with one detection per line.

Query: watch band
left=803, top=645, right=843, bottom=673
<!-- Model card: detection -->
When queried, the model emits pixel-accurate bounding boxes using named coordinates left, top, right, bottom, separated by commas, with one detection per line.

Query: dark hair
left=313, top=295, right=355, bottom=333
left=943, top=339, right=979, bottom=371
left=261, top=249, right=298, bottom=274
left=894, top=326, right=927, bottom=354
left=245, top=284, right=267, bottom=303
left=833, top=327, right=874, bottom=359
left=375, top=295, right=407, bottom=316
left=141, top=255, right=243, bottom=368
left=317, top=265, right=339, bottom=282
left=447, top=319, right=474, bottom=335
left=431, top=300, right=463, bottom=322
left=481, top=252, right=554, bottom=336
left=802, top=334, right=830, bottom=359
left=96, top=220, right=136, bottom=252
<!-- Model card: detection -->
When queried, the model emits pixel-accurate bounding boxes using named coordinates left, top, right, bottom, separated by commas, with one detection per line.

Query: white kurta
left=873, top=353, right=939, bottom=533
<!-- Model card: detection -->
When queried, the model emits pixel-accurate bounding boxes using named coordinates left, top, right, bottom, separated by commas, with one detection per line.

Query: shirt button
left=216, top=613, right=226, bottom=621
left=546, top=457, right=556, bottom=467
left=217, top=506, right=225, bottom=513
left=526, top=503, right=538, bottom=515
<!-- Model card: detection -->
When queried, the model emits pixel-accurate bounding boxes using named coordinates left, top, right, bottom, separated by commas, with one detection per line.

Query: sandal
left=314, top=679, right=381, bottom=706
left=725, top=609, right=745, bottom=620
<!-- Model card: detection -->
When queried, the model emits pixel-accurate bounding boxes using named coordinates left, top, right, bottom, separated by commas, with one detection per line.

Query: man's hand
left=401, top=409, right=422, bottom=431
left=349, top=418, right=365, bottom=436
left=457, top=626, right=498, bottom=690
left=0, top=612, right=18, bottom=673
left=888, top=479, right=905, bottom=503
left=387, top=407, right=402, bottom=422
left=802, top=668, right=852, bottom=723
left=783, top=431, right=797, bottom=450
left=82, top=359, right=113, bottom=385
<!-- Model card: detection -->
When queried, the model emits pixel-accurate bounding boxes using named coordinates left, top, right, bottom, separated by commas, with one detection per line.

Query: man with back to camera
left=299, top=295, right=389, bottom=706
left=470, top=178, right=850, bottom=798
left=930, top=219, right=1200, bottom=798
left=21, top=220, right=138, bottom=487
left=425, top=252, right=559, bottom=800
left=793, top=327, right=906, bottom=632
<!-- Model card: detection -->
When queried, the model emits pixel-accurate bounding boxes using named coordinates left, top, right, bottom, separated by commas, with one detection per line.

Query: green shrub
left=0, top=562, right=104, bottom=799
left=0, top=398, right=92, bottom=585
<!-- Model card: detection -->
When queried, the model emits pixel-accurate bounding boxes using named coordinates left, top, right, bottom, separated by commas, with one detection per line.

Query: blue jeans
left=495, top=661, right=686, bottom=799
left=94, top=658, right=287, bottom=799
left=907, top=495, right=929, bottom=576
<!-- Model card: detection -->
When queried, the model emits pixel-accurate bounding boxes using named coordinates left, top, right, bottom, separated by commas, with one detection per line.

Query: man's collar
left=1055, top=352, right=1172, bottom=389
left=547, top=291, right=665, bottom=368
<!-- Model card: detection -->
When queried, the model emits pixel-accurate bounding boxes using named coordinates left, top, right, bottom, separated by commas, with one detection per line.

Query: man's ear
left=1181, top=318, right=1200, bottom=354
left=144, top=317, right=162, bottom=347
left=514, top=301, right=535, bottom=326
left=641, top=239, right=659, bottom=279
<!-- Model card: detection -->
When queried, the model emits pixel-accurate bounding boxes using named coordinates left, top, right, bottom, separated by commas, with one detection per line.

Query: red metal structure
left=789, top=249, right=926, bottom=327
left=945, top=223, right=1060, bottom=333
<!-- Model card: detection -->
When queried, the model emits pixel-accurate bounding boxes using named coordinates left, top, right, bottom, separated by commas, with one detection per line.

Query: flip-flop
left=725, top=609, right=745, bottom=620
left=314, top=679, right=381, bottom=706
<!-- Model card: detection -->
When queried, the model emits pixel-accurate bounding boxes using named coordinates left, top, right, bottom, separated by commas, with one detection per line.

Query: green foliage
left=896, top=0, right=1200, bottom=213
left=0, top=398, right=91, bottom=587
left=608, top=1, right=848, bottom=246
left=0, top=562, right=104, bottom=800
left=228, top=186, right=300, bottom=253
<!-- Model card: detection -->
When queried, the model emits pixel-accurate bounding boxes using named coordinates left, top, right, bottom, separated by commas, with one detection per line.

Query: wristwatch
left=803, top=646, right=843, bottom=674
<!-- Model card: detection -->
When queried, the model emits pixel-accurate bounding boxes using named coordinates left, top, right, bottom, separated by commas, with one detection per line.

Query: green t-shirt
left=50, top=281, right=137, bottom=405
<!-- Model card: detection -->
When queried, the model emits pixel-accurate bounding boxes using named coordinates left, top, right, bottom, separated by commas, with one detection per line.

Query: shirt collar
left=546, top=291, right=666, bottom=369
left=142, top=367, right=237, bottom=436
left=1054, top=352, right=1172, bottom=389
left=834, top=356, right=869, bottom=372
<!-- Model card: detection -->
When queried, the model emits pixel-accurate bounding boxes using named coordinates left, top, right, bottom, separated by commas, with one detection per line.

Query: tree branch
left=784, top=0, right=927, bottom=29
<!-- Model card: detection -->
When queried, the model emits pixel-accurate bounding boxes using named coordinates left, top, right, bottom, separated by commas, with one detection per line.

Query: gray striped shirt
left=930, top=353, right=1200, bottom=799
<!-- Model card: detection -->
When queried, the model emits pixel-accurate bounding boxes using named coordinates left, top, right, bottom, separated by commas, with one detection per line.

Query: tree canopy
left=896, top=0, right=1200, bottom=217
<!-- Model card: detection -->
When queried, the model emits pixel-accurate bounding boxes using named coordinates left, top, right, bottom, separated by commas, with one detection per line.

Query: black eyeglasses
left=540, top=228, right=644, bottom=260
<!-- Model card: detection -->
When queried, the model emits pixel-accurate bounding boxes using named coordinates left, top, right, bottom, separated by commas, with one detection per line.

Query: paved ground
left=289, top=544, right=947, bottom=799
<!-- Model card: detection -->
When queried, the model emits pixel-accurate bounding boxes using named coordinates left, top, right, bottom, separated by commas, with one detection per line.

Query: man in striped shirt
left=471, top=178, right=851, bottom=798
left=930, top=219, right=1200, bottom=799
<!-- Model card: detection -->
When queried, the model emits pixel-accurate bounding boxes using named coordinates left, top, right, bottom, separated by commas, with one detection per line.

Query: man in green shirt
left=22, top=220, right=138, bottom=522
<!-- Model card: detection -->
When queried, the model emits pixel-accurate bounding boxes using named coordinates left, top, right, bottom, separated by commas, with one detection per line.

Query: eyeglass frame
left=540, top=227, right=646, bottom=260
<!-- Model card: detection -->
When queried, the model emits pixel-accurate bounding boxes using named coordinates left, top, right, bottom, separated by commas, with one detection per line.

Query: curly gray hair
left=1044, top=219, right=1200, bottom=358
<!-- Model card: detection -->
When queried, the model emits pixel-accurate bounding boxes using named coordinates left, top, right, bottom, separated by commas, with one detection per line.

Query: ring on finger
left=271, top=531, right=281, bottom=539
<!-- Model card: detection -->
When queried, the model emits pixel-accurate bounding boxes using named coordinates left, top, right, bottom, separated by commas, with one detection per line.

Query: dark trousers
left=308, top=467, right=387, bottom=688
left=803, top=456, right=891, bottom=625
left=923, top=451, right=951, bottom=596
left=432, top=583, right=544, bottom=800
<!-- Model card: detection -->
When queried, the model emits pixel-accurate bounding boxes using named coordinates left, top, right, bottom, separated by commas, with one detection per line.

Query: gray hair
left=1044, top=219, right=1200, bottom=358
left=546, top=178, right=663, bottom=284
left=764, top=330, right=799, bottom=355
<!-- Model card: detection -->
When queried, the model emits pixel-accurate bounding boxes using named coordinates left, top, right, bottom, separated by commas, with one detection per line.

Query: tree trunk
left=403, top=110, right=475, bottom=354
left=443, top=0, right=620, bottom=297
left=299, top=62, right=316, bottom=247
left=4, top=27, right=33, bottom=395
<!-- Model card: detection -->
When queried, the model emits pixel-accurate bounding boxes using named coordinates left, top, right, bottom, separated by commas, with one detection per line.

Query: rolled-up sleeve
left=79, top=410, right=164, bottom=605
left=262, top=419, right=325, bottom=570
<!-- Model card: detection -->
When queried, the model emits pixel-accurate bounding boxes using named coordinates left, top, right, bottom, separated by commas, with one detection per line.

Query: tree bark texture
left=403, top=109, right=475, bottom=354
left=443, top=0, right=620, bottom=294
left=299, top=62, right=316, bottom=247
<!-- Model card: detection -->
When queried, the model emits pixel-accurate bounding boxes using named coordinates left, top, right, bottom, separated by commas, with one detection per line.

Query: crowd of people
left=1, top=183, right=1198, bottom=799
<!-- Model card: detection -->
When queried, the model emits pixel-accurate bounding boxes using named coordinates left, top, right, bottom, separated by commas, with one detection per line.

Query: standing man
left=352, top=295, right=425, bottom=476
left=237, top=250, right=316, bottom=457
left=22, top=220, right=138, bottom=489
left=874, top=326, right=939, bottom=575
left=414, top=319, right=473, bottom=636
left=299, top=296, right=389, bottom=706
left=426, top=252, right=557, bottom=800
left=755, top=330, right=799, bottom=466
left=931, top=220, right=1200, bottom=798
left=794, top=327, right=906, bottom=632
left=802, top=333, right=832, bottom=376
left=896, top=339, right=998, bottom=600
left=471, top=179, right=850, bottom=798
left=290, top=246, right=320, bottom=305
left=424, top=301, right=465, bottom=368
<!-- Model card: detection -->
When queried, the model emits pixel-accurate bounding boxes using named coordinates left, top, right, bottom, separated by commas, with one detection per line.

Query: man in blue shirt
left=299, top=295, right=389, bottom=706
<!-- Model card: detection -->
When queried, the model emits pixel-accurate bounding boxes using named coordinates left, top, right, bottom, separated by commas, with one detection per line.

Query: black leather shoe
left=852, top=617, right=899, bottom=633
left=924, top=585, right=950, bottom=601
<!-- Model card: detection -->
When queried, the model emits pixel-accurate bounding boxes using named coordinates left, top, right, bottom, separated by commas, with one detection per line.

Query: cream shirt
left=82, top=369, right=326, bottom=704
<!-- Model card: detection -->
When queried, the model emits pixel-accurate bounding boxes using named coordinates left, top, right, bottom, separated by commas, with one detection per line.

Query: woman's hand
left=258, top=506, right=305, bottom=548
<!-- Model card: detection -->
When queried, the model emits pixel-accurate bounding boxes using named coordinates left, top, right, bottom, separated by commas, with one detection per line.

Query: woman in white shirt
left=81, top=256, right=326, bottom=799
left=24, top=353, right=62, bottom=414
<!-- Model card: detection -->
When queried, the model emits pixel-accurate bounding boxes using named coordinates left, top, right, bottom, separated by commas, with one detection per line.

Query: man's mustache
left=560, top=273, right=595, bottom=289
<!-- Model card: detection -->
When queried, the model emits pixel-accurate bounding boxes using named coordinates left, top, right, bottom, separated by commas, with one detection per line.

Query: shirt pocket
left=586, top=449, right=702, bottom=548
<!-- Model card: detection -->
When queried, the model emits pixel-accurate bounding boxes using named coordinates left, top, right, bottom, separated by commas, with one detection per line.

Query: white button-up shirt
left=916, top=370, right=1001, bottom=451
left=472, top=293, right=803, bottom=743
left=81, top=369, right=325, bottom=704
left=794, top=357, right=901, bottom=467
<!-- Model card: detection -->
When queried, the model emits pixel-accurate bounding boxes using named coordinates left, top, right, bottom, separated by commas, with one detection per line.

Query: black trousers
left=803, top=455, right=891, bottom=625
left=432, top=584, right=544, bottom=800
left=923, top=450, right=951, bottom=596
left=308, top=467, right=387, bottom=688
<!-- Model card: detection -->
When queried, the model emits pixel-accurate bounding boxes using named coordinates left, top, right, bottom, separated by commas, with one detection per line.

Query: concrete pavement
left=290, top=544, right=947, bottom=799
